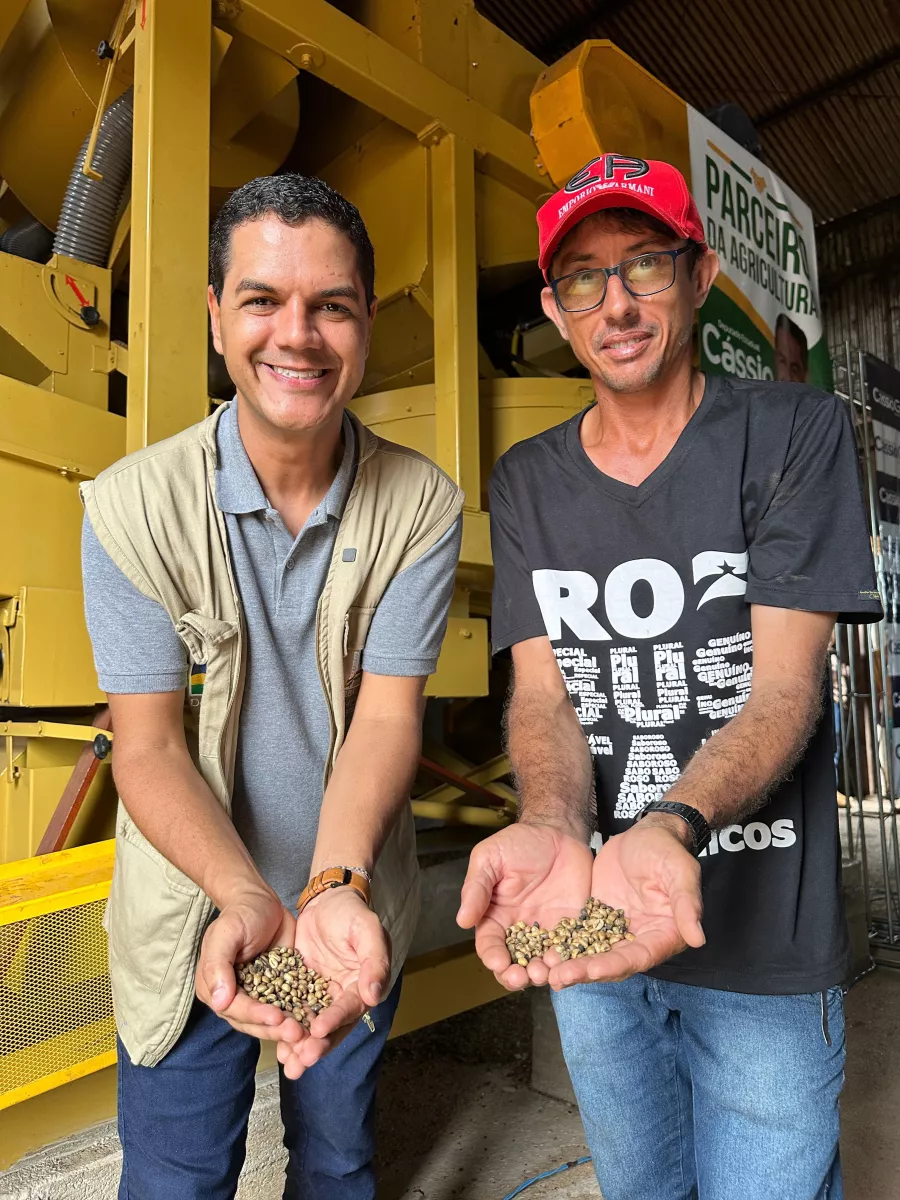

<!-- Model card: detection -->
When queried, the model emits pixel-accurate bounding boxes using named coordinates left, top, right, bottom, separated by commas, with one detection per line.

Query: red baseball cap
left=537, top=154, right=706, bottom=276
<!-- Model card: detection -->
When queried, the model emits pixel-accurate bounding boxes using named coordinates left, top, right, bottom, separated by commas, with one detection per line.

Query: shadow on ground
left=375, top=992, right=594, bottom=1200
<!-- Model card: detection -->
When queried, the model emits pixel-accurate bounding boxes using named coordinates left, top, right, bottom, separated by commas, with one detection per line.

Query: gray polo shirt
left=82, top=401, right=461, bottom=911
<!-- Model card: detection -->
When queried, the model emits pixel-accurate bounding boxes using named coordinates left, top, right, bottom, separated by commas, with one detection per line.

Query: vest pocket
left=343, top=606, right=376, bottom=724
left=107, top=813, right=198, bottom=994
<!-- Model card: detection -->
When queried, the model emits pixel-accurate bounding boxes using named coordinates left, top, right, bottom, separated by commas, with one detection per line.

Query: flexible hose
left=0, top=216, right=53, bottom=263
left=53, top=88, right=133, bottom=266
left=502, top=1156, right=592, bottom=1199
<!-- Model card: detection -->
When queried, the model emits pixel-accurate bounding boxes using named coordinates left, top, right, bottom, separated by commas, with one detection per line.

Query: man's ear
left=540, top=286, right=570, bottom=343
left=693, top=250, right=720, bottom=309
left=365, top=297, right=378, bottom=359
left=208, top=285, right=224, bottom=356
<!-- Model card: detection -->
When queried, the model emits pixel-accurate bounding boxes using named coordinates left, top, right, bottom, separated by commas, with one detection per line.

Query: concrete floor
left=3, top=969, right=898, bottom=1199
left=375, top=992, right=595, bottom=1200
left=375, top=968, right=900, bottom=1200
left=842, top=968, right=900, bottom=1197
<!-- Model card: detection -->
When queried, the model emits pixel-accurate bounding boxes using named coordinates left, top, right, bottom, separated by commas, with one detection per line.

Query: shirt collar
left=215, top=400, right=357, bottom=520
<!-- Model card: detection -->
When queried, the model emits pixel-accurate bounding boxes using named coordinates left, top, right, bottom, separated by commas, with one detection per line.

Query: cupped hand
left=276, top=887, right=391, bottom=1080
left=548, top=820, right=705, bottom=991
left=196, top=888, right=307, bottom=1046
left=457, top=822, right=593, bottom=990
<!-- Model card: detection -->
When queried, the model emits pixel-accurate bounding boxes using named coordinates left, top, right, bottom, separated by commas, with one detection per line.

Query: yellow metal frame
left=0, top=1048, right=117, bottom=1113
left=228, top=0, right=545, bottom=202
left=0, top=841, right=113, bottom=926
left=0, top=842, right=115, bottom=1109
left=127, top=0, right=212, bottom=450
left=430, top=132, right=481, bottom=503
left=0, top=722, right=111, bottom=745
left=390, top=941, right=506, bottom=1038
left=0, top=251, right=113, bottom=409
left=413, top=747, right=516, bottom=827
left=2, top=720, right=112, bottom=804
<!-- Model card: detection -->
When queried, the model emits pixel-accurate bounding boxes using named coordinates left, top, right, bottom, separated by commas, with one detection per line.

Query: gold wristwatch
left=297, top=867, right=372, bottom=915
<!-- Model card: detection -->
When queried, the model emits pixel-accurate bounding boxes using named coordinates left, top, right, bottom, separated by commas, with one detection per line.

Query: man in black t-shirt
left=457, top=155, right=881, bottom=1200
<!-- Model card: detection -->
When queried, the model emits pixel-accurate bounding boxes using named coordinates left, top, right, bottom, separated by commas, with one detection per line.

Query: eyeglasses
left=550, top=245, right=694, bottom=313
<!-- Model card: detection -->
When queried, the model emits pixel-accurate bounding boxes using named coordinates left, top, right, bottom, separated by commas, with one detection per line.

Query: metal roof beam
left=816, top=192, right=900, bottom=236
left=543, top=0, right=635, bottom=64
left=821, top=245, right=900, bottom=291
left=757, top=45, right=900, bottom=128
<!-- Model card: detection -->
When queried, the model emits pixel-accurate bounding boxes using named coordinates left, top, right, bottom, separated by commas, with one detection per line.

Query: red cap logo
left=538, top=154, right=706, bottom=275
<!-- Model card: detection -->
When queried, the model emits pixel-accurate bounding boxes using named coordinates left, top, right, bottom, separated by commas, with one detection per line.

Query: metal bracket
left=3, top=734, right=17, bottom=786
left=417, top=120, right=446, bottom=148
left=0, top=600, right=14, bottom=706
left=1, top=598, right=20, bottom=630
left=91, top=342, right=129, bottom=376
left=83, top=0, right=134, bottom=181
left=41, top=266, right=101, bottom=330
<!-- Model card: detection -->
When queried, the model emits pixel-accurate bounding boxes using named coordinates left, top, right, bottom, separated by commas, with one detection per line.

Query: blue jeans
left=552, top=976, right=845, bottom=1200
left=117, top=977, right=401, bottom=1200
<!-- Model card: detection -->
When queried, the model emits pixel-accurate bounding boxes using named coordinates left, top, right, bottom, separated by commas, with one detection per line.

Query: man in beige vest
left=81, top=174, right=462, bottom=1199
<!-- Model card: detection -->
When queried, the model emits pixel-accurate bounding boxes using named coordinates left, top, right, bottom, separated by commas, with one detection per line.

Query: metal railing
left=833, top=345, right=900, bottom=963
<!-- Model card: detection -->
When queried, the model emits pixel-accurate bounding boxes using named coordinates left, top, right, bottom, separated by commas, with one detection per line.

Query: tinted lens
left=555, top=269, right=607, bottom=312
left=621, top=253, right=676, bottom=296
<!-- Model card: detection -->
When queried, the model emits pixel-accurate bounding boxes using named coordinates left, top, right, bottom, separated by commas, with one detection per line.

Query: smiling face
left=208, top=214, right=376, bottom=437
left=541, top=211, right=718, bottom=395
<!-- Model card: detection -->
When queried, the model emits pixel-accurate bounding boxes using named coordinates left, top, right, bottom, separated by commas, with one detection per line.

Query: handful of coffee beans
left=236, top=946, right=333, bottom=1029
left=506, top=897, right=634, bottom=965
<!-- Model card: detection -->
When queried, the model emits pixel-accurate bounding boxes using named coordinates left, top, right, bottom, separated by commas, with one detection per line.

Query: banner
left=688, top=109, right=831, bottom=390
left=861, top=354, right=900, bottom=791
left=867, top=353, right=900, bottom=527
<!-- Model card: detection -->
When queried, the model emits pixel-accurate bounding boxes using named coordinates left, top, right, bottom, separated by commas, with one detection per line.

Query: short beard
left=591, top=321, right=692, bottom=394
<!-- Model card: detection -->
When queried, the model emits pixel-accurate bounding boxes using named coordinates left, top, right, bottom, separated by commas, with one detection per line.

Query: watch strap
left=637, top=799, right=711, bottom=856
left=297, top=867, right=372, bottom=914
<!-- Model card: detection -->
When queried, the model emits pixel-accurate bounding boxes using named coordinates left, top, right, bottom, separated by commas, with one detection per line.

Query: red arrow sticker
left=64, top=274, right=90, bottom=308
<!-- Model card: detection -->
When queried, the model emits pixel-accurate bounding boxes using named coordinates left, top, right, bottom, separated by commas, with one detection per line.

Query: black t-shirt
left=490, top=376, right=882, bottom=994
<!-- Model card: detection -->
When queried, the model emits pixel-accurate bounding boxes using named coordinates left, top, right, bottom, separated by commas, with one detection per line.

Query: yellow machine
left=0, top=0, right=687, bottom=1161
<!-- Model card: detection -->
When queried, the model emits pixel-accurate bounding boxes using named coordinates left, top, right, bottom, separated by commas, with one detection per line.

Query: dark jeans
left=116, top=977, right=402, bottom=1200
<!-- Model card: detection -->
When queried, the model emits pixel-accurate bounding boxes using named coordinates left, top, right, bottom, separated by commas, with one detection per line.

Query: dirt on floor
left=375, top=992, right=594, bottom=1200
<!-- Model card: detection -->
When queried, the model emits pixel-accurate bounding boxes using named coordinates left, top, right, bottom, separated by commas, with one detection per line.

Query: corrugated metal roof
left=825, top=272, right=900, bottom=362
left=475, top=0, right=900, bottom=229
left=820, top=200, right=900, bottom=359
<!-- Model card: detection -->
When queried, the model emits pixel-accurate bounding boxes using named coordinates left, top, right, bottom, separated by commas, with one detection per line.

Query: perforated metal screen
left=0, top=898, right=115, bottom=1107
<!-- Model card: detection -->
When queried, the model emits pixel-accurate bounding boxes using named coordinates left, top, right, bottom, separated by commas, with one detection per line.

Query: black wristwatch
left=636, top=799, right=711, bottom=857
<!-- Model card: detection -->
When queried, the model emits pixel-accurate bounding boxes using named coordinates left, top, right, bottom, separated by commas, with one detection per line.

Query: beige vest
left=81, top=405, right=463, bottom=1066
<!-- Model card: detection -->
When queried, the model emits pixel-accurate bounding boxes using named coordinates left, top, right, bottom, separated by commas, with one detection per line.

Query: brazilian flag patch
left=190, top=663, right=207, bottom=697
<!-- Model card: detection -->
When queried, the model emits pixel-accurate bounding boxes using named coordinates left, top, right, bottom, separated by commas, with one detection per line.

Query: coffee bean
left=236, top=946, right=334, bottom=1029
left=503, top=898, right=632, bottom=968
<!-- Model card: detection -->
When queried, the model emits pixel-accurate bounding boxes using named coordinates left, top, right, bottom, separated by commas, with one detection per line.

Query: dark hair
left=775, top=312, right=808, bottom=366
left=209, top=174, right=376, bottom=305
left=549, top=206, right=706, bottom=280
